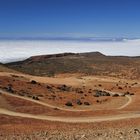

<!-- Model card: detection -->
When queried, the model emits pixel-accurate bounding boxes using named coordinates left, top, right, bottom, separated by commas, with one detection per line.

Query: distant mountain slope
left=6, top=52, right=140, bottom=79
left=0, top=63, right=18, bottom=73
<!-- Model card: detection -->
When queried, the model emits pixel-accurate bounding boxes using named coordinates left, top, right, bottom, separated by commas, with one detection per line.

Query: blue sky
left=0, top=0, right=140, bottom=38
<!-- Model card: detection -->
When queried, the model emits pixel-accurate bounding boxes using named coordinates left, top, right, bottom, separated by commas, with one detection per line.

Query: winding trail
left=0, top=72, right=137, bottom=123
left=0, top=89, right=95, bottom=112
left=0, top=72, right=133, bottom=111
left=0, top=108, right=140, bottom=123
left=103, top=90, right=132, bottom=110
left=0, top=89, right=132, bottom=111
left=0, top=88, right=138, bottom=123
left=118, top=95, right=132, bottom=109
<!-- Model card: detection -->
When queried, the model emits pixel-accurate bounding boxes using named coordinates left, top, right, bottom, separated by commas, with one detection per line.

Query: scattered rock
left=31, top=80, right=37, bottom=84
left=130, top=93, right=135, bottom=96
left=6, top=85, right=14, bottom=93
left=112, top=94, right=119, bottom=97
left=76, top=99, right=82, bottom=105
left=134, top=129, right=140, bottom=134
left=46, top=85, right=52, bottom=89
left=118, top=87, right=123, bottom=90
left=84, top=102, right=90, bottom=105
left=32, top=96, right=39, bottom=100
left=94, top=90, right=110, bottom=97
left=65, top=101, right=73, bottom=107
left=58, top=85, right=71, bottom=92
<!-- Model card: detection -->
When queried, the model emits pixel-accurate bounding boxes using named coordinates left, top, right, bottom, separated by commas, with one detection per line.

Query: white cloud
left=0, top=39, right=140, bottom=63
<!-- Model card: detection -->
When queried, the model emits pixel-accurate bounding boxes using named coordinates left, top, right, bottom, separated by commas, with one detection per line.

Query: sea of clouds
left=0, top=39, right=140, bottom=63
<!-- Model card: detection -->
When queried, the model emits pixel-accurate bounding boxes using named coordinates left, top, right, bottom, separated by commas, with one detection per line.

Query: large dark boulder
left=58, top=85, right=71, bottom=92
left=94, top=90, right=110, bottom=97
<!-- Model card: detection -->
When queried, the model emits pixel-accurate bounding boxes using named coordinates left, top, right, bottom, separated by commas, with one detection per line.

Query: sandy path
left=1, top=72, right=136, bottom=86
left=0, top=72, right=138, bottom=123
left=118, top=95, right=132, bottom=109
left=103, top=90, right=132, bottom=110
left=0, top=107, right=140, bottom=123
left=0, top=72, right=83, bottom=86
left=0, top=89, right=131, bottom=112
left=0, top=89, right=89, bottom=112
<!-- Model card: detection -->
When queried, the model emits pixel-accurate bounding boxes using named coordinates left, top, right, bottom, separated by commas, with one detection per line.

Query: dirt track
left=0, top=89, right=131, bottom=111
left=0, top=72, right=139, bottom=123
left=0, top=107, right=140, bottom=123
left=0, top=89, right=138, bottom=123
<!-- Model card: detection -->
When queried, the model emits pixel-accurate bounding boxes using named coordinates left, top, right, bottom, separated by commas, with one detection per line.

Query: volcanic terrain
left=0, top=52, right=140, bottom=139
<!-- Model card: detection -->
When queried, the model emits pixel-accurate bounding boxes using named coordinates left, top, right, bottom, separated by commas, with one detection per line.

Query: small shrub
left=118, top=87, right=122, bottom=90
left=81, top=97, right=85, bottom=99
left=124, top=91, right=130, bottom=95
left=84, top=102, right=90, bottom=105
left=79, top=90, right=84, bottom=94
left=112, top=94, right=119, bottom=97
left=96, top=100, right=99, bottom=103
left=31, top=80, right=37, bottom=84
left=54, top=108, right=59, bottom=110
left=6, top=86, right=14, bottom=93
left=76, top=99, right=82, bottom=105
left=65, top=101, right=73, bottom=106
left=32, top=96, right=39, bottom=100
left=94, top=94, right=99, bottom=97
left=46, top=85, right=52, bottom=89
left=58, top=85, right=70, bottom=92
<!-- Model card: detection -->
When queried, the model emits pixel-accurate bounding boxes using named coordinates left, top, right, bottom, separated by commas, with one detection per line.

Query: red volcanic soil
left=0, top=71, right=139, bottom=139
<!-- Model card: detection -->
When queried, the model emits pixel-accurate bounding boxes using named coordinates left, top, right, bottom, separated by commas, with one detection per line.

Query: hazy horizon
left=0, top=39, right=140, bottom=63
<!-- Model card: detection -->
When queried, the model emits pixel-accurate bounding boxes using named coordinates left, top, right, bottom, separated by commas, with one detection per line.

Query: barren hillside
left=6, top=52, right=140, bottom=79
